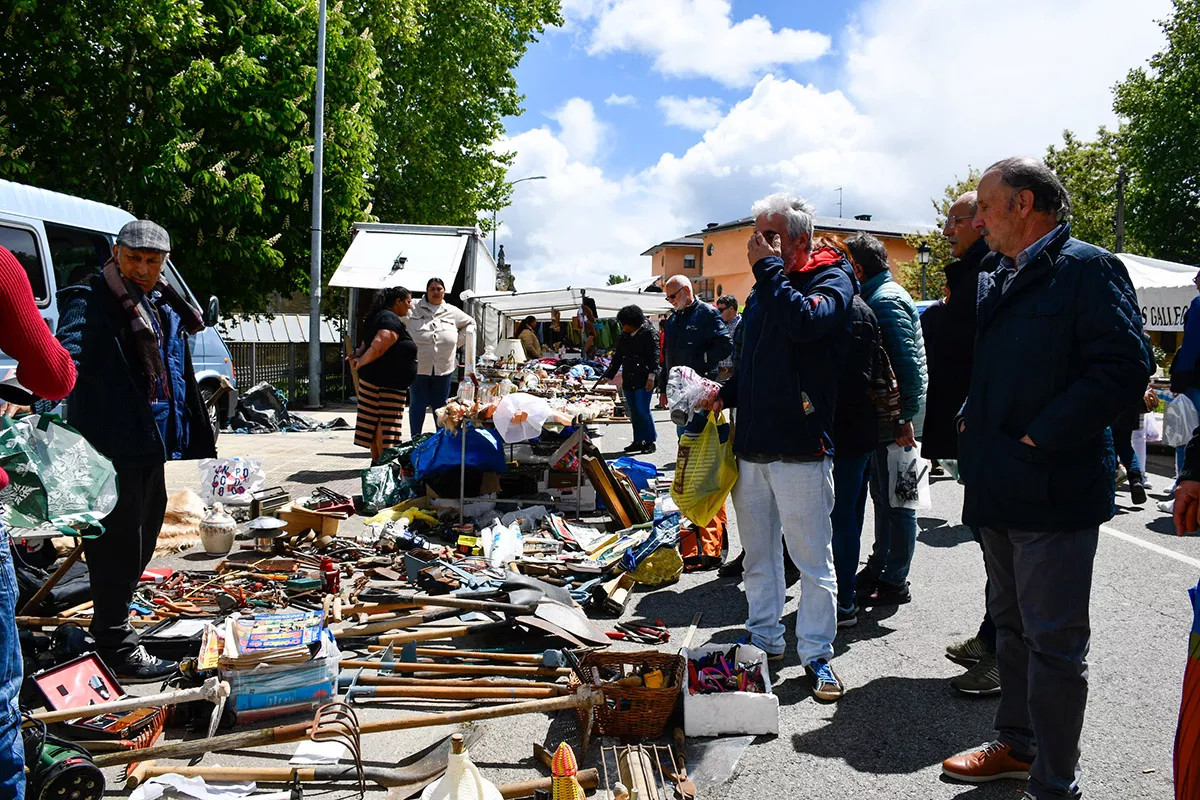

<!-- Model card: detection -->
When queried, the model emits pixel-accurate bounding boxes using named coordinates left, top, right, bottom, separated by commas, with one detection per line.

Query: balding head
left=943, top=190, right=982, bottom=258
left=664, top=275, right=693, bottom=311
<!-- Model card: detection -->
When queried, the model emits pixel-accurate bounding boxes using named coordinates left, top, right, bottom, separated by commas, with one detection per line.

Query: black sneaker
left=1130, top=478, right=1147, bottom=505
left=864, top=580, right=911, bottom=607
left=855, top=566, right=879, bottom=599
left=837, top=605, right=859, bottom=628
left=623, top=441, right=645, bottom=453
left=112, top=646, right=179, bottom=684
left=718, top=551, right=745, bottom=578
left=640, top=443, right=656, bottom=454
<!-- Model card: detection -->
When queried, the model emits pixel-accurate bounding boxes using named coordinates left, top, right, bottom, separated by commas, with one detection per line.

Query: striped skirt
left=354, top=379, right=407, bottom=451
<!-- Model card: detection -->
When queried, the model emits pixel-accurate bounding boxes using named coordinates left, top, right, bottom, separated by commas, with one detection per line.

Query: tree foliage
left=0, top=0, right=562, bottom=312
left=1045, top=126, right=1135, bottom=253
left=0, top=0, right=381, bottom=312
left=894, top=169, right=980, bottom=300
left=361, top=0, right=562, bottom=228
left=607, top=274, right=630, bottom=285
left=1114, top=0, right=1200, bottom=266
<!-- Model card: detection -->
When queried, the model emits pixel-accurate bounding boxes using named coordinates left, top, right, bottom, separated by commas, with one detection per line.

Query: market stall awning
left=464, top=287, right=674, bottom=320
left=329, top=223, right=470, bottom=290
left=1117, top=252, right=1199, bottom=332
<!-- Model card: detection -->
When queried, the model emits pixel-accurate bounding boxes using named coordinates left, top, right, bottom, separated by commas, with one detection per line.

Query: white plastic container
left=681, top=644, right=779, bottom=737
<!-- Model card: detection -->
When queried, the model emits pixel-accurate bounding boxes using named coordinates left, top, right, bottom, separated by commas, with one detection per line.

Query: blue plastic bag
left=411, top=425, right=507, bottom=479
left=609, top=456, right=658, bottom=490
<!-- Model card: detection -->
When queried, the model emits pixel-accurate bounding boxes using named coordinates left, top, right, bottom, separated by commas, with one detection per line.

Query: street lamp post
left=493, top=175, right=547, bottom=260
left=307, top=0, right=328, bottom=409
left=917, top=242, right=932, bottom=301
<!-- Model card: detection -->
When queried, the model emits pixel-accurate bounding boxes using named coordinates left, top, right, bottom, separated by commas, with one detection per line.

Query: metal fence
left=226, top=342, right=353, bottom=405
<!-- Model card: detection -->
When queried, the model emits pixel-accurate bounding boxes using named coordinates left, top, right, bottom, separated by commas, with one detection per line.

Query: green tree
left=0, top=0, right=381, bottom=312
left=607, top=274, right=630, bottom=285
left=361, top=0, right=562, bottom=229
left=1044, top=126, right=1135, bottom=253
left=1113, top=0, right=1200, bottom=265
left=894, top=169, right=980, bottom=299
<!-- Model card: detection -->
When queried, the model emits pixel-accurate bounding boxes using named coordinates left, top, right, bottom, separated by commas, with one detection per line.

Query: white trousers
left=730, top=457, right=837, bottom=664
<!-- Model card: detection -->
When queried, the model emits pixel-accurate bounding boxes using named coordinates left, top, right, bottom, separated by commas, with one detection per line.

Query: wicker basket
left=570, top=650, right=684, bottom=739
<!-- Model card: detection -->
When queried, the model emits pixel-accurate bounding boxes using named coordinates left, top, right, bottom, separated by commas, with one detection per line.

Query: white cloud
left=604, top=93, right=638, bottom=107
left=500, top=0, right=1173, bottom=289
left=581, top=0, right=830, bottom=88
left=657, top=96, right=724, bottom=131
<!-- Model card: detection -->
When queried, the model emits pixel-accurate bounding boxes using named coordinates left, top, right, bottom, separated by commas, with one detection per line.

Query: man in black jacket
left=707, top=194, right=854, bottom=701
left=660, top=274, right=732, bottom=565
left=942, top=159, right=1152, bottom=798
left=924, top=191, right=1003, bottom=696
left=55, top=220, right=217, bottom=682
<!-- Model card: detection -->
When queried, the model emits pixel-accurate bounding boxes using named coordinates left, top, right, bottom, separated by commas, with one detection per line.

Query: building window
left=683, top=254, right=696, bottom=270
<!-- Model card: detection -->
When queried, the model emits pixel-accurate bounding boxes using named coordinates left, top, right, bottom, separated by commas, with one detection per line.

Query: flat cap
left=117, top=220, right=171, bottom=252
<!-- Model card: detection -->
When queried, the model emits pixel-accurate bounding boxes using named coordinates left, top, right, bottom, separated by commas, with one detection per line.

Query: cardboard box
left=425, top=472, right=501, bottom=499
left=277, top=504, right=341, bottom=536
left=681, top=644, right=779, bottom=736
left=547, top=469, right=582, bottom=489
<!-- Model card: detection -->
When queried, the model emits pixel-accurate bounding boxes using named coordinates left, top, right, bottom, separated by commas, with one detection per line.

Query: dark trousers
left=830, top=451, right=871, bottom=611
left=83, top=462, right=167, bottom=660
left=1111, top=425, right=1141, bottom=478
left=970, top=526, right=997, bottom=652
left=408, top=373, right=453, bottom=437
left=982, top=526, right=1097, bottom=800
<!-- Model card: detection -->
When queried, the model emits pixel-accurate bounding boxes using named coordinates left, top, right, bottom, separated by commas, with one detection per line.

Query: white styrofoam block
left=682, top=644, right=779, bottom=737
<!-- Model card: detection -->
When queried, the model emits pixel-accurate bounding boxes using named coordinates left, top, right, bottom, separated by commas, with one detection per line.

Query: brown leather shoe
left=941, top=741, right=1032, bottom=783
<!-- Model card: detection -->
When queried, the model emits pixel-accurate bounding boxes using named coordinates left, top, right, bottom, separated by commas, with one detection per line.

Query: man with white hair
left=705, top=193, right=854, bottom=701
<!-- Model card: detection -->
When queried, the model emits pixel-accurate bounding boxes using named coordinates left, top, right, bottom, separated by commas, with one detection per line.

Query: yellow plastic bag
left=670, top=411, right=737, bottom=527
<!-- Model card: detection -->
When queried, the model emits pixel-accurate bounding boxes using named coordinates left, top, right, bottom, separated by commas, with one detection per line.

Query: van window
left=0, top=225, right=49, bottom=304
left=44, top=223, right=112, bottom=289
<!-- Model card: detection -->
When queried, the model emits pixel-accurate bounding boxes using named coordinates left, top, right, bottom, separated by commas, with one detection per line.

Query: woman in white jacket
left=406, top=277, right=476, bottom=435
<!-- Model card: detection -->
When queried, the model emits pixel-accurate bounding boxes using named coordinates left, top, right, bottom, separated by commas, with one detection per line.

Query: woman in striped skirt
left=348, top=287, right=419, bottom=462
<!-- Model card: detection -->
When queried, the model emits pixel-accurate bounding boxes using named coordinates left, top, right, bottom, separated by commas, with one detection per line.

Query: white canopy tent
left=1116, top=252, right=1198, bottom=332
left=463, top=287, right=674, bottom=354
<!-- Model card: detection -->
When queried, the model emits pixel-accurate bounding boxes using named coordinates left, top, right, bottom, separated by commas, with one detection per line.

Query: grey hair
left=985, top=157, right=1071, bottom=222
left=844, top=231, right=891, bottom=279
left=955, top=190, right=978, bottom=215
left=751, top=193, right=816, bottom=243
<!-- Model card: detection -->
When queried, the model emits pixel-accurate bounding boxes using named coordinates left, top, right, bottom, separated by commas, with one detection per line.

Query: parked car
left=0, top=179, right=238, bottom=439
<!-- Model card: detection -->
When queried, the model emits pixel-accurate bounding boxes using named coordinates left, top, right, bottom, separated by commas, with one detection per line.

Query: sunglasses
left=666, top=289, right=684, bottom=302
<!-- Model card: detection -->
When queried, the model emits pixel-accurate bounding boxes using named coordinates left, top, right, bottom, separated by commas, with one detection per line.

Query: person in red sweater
left=0, top=245, right=76, bottom=798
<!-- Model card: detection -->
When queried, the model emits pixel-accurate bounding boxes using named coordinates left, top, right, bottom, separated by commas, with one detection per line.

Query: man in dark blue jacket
left=942, top=158, right=1152, bottom=798
left=707, top=193, right=853, bottom=701
left=55, top=220, right=217, bottom=682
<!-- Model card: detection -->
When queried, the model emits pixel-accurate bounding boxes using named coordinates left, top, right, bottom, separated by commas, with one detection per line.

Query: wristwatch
left=895, top=418, right=909, bottom=426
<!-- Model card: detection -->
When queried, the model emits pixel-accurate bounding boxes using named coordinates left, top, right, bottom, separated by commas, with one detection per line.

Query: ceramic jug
left=420, top=734, right=502, bottom=800
left=199, top=503, right=236, bottom=556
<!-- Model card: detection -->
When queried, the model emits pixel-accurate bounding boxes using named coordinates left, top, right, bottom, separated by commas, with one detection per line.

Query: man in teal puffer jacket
left=845, top=231, right=928, bottom=607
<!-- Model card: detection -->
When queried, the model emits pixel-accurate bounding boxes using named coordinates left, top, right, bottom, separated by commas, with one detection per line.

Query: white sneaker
left=1158, top=499, right=1175, bottom=514
left=1116, top=464, right=1128, bottom=487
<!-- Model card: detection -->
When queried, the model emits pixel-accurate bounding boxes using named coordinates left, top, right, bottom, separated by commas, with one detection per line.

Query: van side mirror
left=205, top=295, right=220, bottom=328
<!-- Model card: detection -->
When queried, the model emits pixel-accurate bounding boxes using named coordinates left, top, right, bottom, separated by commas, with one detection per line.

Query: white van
left=0, top=179, right=238, bottom=437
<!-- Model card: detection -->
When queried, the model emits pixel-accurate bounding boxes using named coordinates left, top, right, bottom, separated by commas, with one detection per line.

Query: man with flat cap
left=54, top=219, right=216, bottom=681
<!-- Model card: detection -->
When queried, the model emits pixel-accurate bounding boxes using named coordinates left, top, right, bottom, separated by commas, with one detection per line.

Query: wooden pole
left=94, top=689, right=601, bottom=767
left=339, top=660, right=569, bottom=678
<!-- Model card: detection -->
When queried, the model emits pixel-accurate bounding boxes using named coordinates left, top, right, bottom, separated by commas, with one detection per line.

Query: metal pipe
left=307, top=0, right=328, bottom=409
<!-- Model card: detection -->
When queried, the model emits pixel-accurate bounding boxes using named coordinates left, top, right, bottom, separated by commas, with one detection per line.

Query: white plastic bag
left=887, top=443, right=931, bottom=509
left=198, top=457, right=266, bottom=505
left=1144, top=412, right=1163, bottom=443
left=1163, top=394, right=1198, bottom=447
left=665, top=366, right=721, bottom=427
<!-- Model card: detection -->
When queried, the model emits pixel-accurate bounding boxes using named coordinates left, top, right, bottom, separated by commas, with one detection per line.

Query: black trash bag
left=228, top=382, right=351, bottom=433
left=13, top=547, right=91, bottom=615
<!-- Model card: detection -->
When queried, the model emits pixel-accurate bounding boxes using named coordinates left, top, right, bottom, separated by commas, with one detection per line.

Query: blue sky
left=494, top=0, right=1172, bottom=289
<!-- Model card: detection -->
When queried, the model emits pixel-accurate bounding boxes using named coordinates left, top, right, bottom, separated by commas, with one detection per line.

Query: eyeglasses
left=944, top=213, right=975, bottom=227
left=666, top=289, right=684, bottom=302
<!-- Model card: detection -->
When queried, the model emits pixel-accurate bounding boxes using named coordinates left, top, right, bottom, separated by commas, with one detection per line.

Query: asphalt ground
left=115, top=409, right=1191, bottom=800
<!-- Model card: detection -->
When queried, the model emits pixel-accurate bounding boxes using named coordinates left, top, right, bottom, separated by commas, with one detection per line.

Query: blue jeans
left=408, top=373, right=453, bottom=437
left=624, top=389, right=656, bottom=444
left=830, top=451, right=871, bottom=611
left=0, top=539, right=25, bottom=797
left=866, top=444, right=918, bottom=586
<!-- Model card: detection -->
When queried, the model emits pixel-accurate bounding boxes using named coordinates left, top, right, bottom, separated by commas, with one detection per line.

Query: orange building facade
left=646, top=216, right=928, bottom=308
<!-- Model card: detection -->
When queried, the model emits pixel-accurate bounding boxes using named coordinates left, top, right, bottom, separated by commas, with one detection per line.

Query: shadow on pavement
left=286, top=467, right=365, bottom=483
left=790, top=676, right=998, bottom=776
left=1144, top=515, right=1179, bottom=536
left=634, top=579, right=748, bottom=630
left=918, top=523, right=975, bottom=548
